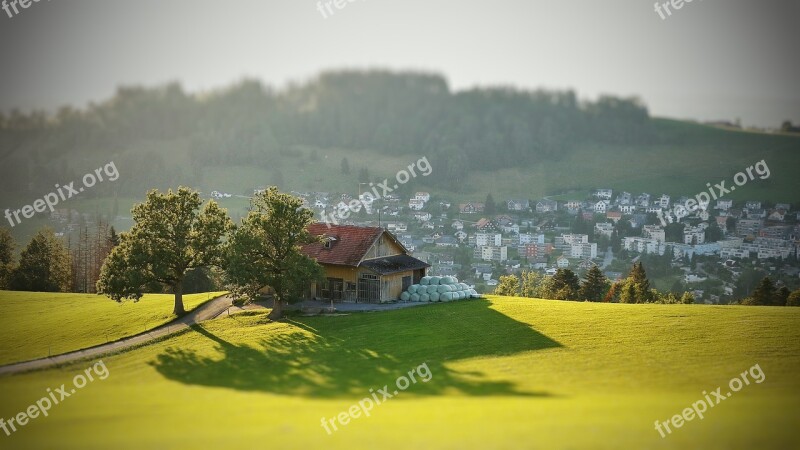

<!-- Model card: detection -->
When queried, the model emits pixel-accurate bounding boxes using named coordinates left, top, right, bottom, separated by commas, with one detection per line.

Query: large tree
left=97, top=187, right=232, bottom=315
left=224, top=187, right=323, bottom=320
left=11, top=229, right=71, bottom=292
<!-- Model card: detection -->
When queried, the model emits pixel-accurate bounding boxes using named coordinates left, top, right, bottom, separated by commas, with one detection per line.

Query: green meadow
left=0, top=291, right=226, bottom=365
left=0, top=295, right=798, bottom=449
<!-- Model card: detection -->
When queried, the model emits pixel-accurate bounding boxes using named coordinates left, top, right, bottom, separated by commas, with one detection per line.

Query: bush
left=787, top=290, right=800, bottom=307
left=494, top=275, right=520, bottom=297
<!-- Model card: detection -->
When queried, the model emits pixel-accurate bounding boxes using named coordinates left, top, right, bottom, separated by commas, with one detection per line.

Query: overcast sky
left=0, top=0, right=797, bottom=127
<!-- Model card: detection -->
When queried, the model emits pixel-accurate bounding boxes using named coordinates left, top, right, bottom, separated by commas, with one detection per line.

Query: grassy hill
left=0, top=296, right=797, bottom=449
left=0, top=291, right=227, bottom=365
left=128, top=119, right=800, bottom=204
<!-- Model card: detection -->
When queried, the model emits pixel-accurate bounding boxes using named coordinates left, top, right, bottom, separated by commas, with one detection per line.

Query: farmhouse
left=302, top=224, right=429, bottom=303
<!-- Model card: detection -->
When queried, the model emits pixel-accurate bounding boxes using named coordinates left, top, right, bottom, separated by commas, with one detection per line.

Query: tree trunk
left=173, top=281, right=186, bottom=316
left=268, top=295, right=283, bottom=320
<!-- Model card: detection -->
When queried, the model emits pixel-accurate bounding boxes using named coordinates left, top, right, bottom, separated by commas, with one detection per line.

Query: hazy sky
left=0, top=0, right=797, bottom=127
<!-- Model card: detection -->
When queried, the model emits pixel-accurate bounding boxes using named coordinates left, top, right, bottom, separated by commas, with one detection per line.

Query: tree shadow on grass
left=148, top=299, right=562, bottom=398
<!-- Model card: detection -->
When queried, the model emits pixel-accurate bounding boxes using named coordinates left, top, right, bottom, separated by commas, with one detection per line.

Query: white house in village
left=414, top=192, right=431, bottom=203
left=594, top=200, right=610, bottom=214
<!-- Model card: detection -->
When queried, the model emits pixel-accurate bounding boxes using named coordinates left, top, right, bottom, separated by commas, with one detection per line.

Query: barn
left=301, top=224, right=429, bottom=303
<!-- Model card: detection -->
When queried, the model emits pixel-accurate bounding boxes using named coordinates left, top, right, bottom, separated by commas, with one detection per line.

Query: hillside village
left=41, top=185, right=800, bottom=304
left=278, top=188, right=799, bottom=304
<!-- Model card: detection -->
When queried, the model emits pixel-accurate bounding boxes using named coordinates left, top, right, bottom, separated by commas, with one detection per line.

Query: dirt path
left=0, top=295, right=235, bottom=377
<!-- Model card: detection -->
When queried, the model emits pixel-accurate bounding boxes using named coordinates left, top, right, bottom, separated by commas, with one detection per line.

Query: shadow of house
left=149, top=300, right=562, bottom=398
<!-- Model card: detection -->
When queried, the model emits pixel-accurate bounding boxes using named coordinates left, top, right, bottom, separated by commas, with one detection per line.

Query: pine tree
left=580, top=265, right=608, bottom=302
left=629, top=262, right=650, bottom=290
left=551, top=269, right=580, bottom=300
left=108, top=226, right=120, bottom=247
left=628, top=262, right=652, bottom=302
left=751, top=277, right=775, bottom=306
left=11, top=229, right=71, bottom=292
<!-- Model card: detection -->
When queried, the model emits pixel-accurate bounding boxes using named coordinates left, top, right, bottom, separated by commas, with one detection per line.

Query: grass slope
left=0, top=296, right=797, bottom=449
left=0, top=291, right=227, bottom=365
left=197, top=119, right=800, bottom=202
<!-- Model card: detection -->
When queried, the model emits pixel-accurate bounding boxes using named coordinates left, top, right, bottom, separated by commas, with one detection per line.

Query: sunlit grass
left=0, top=296, right=797, bottom=449
left=0, top=290, right=227, bottom=364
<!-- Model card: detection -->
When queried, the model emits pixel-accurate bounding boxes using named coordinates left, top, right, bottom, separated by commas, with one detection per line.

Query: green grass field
left=0, top=291, right=226, bottom=365
left=0, top=295, right=797, bottom=449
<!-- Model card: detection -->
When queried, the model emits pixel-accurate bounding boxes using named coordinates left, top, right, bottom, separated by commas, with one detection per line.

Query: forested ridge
left=0, top=70, right=654, bottom=195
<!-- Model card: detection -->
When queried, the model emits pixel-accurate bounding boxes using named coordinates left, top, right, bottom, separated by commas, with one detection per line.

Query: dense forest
left=0, top=70, right=653, bottom=195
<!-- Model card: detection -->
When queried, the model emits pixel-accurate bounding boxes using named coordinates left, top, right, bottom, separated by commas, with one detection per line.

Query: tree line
left=495, top=261, right=800, bottom=306
left=0, top=71, right=656, bottom=195
left=741, top=276, right=800, bottom=306
left=494, top=262, right=695, bottom=304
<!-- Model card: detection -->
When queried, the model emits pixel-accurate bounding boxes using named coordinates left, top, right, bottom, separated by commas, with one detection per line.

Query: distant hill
left=0, top=70, right=798, bottom=218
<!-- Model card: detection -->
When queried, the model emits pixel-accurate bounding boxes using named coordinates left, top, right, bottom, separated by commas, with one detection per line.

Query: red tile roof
left=302, top=223, right=384, bottom=267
